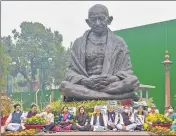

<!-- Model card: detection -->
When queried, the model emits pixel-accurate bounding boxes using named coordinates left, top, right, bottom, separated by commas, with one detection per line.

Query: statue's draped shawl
left=65, top=29, right=134, bottom=84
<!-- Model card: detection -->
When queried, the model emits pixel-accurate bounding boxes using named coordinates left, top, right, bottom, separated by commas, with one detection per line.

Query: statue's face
left=86, top=5, right=113, bottom=35
left=88, top=13, right=108, bottom=34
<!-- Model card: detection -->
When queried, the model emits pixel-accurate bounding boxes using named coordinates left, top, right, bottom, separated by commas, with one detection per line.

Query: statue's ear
left=85, top=19, right=91, bottom=27
left=107, top=16, right=113, bottom=25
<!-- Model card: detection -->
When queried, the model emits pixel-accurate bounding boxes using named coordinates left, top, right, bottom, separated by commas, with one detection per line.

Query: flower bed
left=3, top=129, right=39, bottom=136
left=148, top=126, right=176, bottom=135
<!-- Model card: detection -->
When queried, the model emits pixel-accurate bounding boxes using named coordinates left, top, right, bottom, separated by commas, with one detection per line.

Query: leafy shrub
left=50, top=100, right=108, bottom=115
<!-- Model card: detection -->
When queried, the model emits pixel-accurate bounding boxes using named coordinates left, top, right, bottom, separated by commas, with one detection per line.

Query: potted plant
left=24, top=116, right=46, bottom=130
left=145, top=113, right=173, bottom=128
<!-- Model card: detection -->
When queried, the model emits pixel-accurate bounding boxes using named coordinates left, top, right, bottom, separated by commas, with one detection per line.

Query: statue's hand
left=93, top=76, right=120, bottom=90
left=107, top=75, right=120, bottom=83
left=80, top=78, right=107, bottom=90
left=93, top=78, right=110, bottom=90
left=80, top=76, right=120, bottom=90
left=80, top=78, right=95, bottom=88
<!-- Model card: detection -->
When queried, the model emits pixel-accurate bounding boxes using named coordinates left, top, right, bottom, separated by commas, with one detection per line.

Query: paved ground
left=41, top=131, right=152, bottom=135
left=1, top=126, right=5, bottom=133
left=1, top=127, right=152, bottom=136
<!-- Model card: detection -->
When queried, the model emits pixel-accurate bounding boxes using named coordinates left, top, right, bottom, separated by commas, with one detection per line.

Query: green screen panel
left=114, top=19, right=176, bottom=113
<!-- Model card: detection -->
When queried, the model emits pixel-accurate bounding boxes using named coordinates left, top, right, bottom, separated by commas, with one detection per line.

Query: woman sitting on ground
left=134, top=105, right=146, bottom=131
left=145, top=104, right=158, bottom=126
left=54, top=106, right=74, bottom=131
left=165, top=106, right=176, bottom=131
left=71, top=106, right=91, bottom=131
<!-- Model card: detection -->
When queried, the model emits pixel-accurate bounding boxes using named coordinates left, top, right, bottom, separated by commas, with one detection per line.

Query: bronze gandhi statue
left=60, top=4, right=140, bottom=101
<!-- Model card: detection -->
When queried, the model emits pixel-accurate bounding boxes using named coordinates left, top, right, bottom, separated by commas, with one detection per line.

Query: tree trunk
left=18, top=67, right=32, bottom=91
left=30, top=57, right=38, bottom=91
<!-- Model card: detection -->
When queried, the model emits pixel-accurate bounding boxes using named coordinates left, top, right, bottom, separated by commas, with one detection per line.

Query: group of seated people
left=4, top=103, right=176, bottom=132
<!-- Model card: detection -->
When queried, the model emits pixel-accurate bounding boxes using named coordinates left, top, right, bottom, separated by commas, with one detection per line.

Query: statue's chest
left=85, top=40, right=106, bottom=60
left=85, top=40, right=106, bottom=75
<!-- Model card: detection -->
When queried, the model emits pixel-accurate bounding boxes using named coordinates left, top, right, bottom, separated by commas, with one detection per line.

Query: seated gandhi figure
left=60, top=4, right=140, bottom=101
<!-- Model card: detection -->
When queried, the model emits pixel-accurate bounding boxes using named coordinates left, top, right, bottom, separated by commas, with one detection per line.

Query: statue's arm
left=65, top=38, right=88, bottom=84
left=66, top=62, right=97, bottom=88
left=65, top=66, right=86, bottom=84
left=115, top=38, right=135, bottom=80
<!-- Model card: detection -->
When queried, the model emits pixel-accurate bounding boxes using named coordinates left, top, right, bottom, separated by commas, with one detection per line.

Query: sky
left=2, top=1, right=176, bottom=48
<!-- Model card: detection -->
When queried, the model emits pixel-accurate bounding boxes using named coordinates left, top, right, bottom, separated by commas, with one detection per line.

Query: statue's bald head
left=86, top=4, right=113, bottom=36
left=88, top=4, right=109, bottom=17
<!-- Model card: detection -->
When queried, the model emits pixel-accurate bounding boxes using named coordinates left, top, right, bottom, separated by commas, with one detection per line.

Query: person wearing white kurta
left=116, top=105, right=137, bottom=131
left=105, top=106, right=119, bottom=130
left=4, top=104, right=25, bottom=131
left=90, top=107, right=107, bottom=131
left=36, top=105, right=55, bottom=132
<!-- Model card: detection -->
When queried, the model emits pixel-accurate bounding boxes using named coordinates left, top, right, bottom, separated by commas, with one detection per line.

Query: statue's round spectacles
left=89, top=16, right=107, bottom=22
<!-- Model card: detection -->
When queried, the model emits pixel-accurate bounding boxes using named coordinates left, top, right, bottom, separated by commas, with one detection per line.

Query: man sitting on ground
left=4, top=104, right=24, bottom=131
left=116, top=105, right=137, bottom=131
